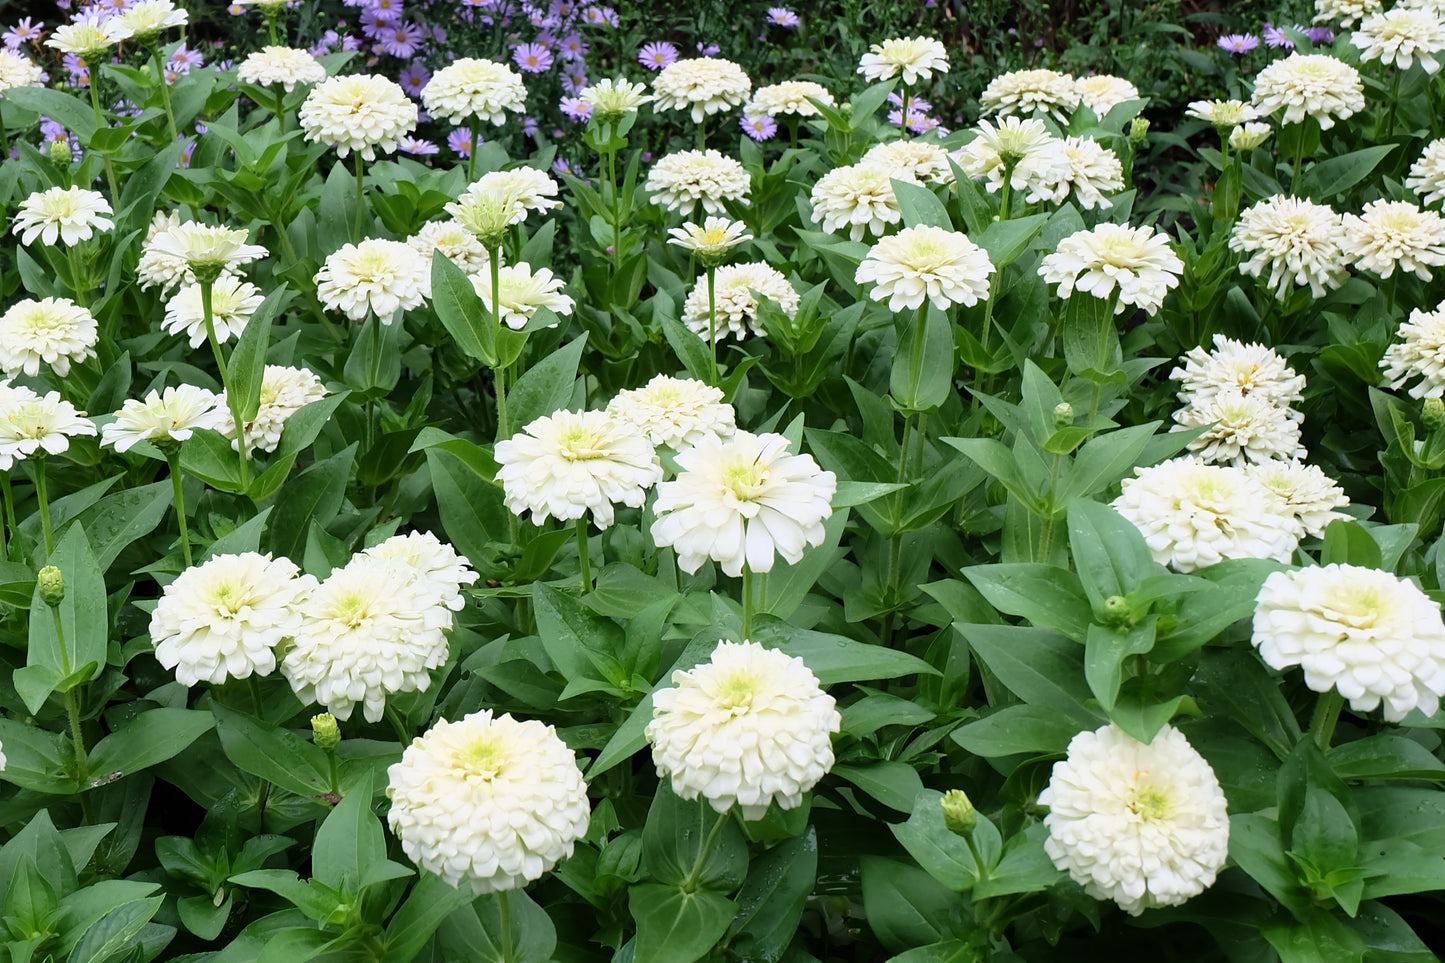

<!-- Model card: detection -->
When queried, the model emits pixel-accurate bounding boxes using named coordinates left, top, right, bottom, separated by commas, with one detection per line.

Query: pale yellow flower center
left=458, top=734, right=508, bottom=780
left=556, top=424, right=611, bottom=460
left=212, top=580, right=247, bottom=617
left=721, top=457, right=771, bottom=500
left=329, top=590, right=375, bottom=628
left=1330, top=586, right=1384, bottom=627
left=714, top=668, right=760, bottom=713
left=1128, top=771, right=1172, bottom=821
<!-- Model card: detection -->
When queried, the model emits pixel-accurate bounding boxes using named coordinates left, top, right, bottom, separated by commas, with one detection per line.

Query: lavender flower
left=399, top=136, right=438, bottom=154
left=513, top=41, right=553, bottom=72
left=639, top=41, right=678, bottom=71
left=1262, top=23, right=1294, bottom=49
left=3, top=18, right=45, bottom=48
left=741, top=113, right=777, bottom=141
left=559, top=32, right=587, bottom=60
left=447, top=128, right=472, bottom=155
left=696, top=41, right=720, bottom=55
left=767, top=7, right=798, bottom=26
left=380, top=21, right=426, bottom=57
left=1305, top=26, right=1334, bottom=44
left=399, top=61, right=430, bottom=96
left=1217, top=33, right=1260, bottom=54
left=559, top=95, right=591, bottom=121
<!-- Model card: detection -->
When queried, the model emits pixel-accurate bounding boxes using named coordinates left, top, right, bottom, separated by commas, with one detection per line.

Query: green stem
left=272, top=82, right=287, bottom=133
left=385, top=704, right=412, bottom=746
left=165, top=449, right=192, bottom=568
left=202, top=278, right=252, bottom=488
left=469, top=117, right=480, bottom=182
left=696, top=119, right=706, bottom=151
left=576, top=517, right=592, bottom=592
left=1310, top=689, right=1346, bottom=750
left=1, top=474, right=15, bottom=559
left=607, top=147, right=621, bottom=272
left=1289, top=123, right=1308, bottom=194
left=900, top=81, right=911, bottom=140
left=87, top=68, right=122, bottom=202
left=682, top=810, right=731, bottom=893
left=248, top=675, right=264, bottom=716
left=741, top=566, right=754, bottom=639
left=707, top=264, right=719, bottom=387
left=64, top=686, right=87, bottom=785
left=999, top=164, right=1015, bottom=221
left=33, top=458, right=54, bottom=555
left=353, top=151, right=366, bottom=242
left=67, top=243, right=89, bottom=308
left=265, top=11, right=279, bottom=45
left=150, top=47, right=179, bottom=142
left=498, top=890, right=513, bottom=963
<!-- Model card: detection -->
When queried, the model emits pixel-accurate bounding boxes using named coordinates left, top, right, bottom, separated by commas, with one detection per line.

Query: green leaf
left=726, top=829, right=817, bottom=963
left=24, top=525, right=106, bottom=712
left=70, top=480, right=174, bottom=572
left=892, top=179, right=952, bottom=230
left=952, top=703, right=1084, bottom=759
left=435, top=888, right=555, bottom=963
left=268, top=442, right=357, bottom=561
left=312, top=771, right=388, bottom=892
left=431, top=250, right=495, bottom=365
left=65, top=897, right=164, bottom=963
left=379, top=874, right=475, bottom=962
left=1061, top=291, right=1123, bottom=382
left=426, top=447, right=509, bottom=560
left=976, top=213, right=1048, bottom=268
left=832, top=761, right=925, bottom=812
left=211, top=703, right=333, bottom=799
left=629, top=884, right=736, bottom=963
left=1084, top=619, right=1157, bottom=717
left=890, top=303, right=954, bottom=413
left=86, top=708, right=214, bottom=782
left=533, top=582, right=627, bottom=687
left=971, top=823, right=1064, bottom=899
left=891, top=790, right=981, bottom=891
left=228, top=285, right=287, bottom=423
left=961, top=564, right=1091, bottom=641
left=1067, top=499, right=1158, bottom=610
left=247, top=392, right=351, bottom=501
left=1229, top=813, right=1312, bottom=917
left=961, top=624, right=1100, bottom=725
left=1297, top=145, right=1394, bottom=201
left=3, top=86, right=97, bottom=139
left=860, top=856, right=968, bottom=955
left=504, top=333, right=587, bottom=437
left=1262, top=909, right=1367, bottom=963
left=748, top=619, right=938, bottom=684
left=660, top=307, right=712, bottom=383
left=641, top=782, right=748, bottom=889
left=1328, top=735, right=1445, bottom=781
left=1321, top=519, right=1382, bottom=569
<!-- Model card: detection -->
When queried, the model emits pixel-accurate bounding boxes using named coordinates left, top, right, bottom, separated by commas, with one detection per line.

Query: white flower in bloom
left=163, top=276, right=264, bottom=349
left=1230, top=195, right=1349, bottom=299
left=857, top=36, right=949, bottom=85
left=316, top=239, right=431, bottom=322
left=457, top=167, right=561, bottom=224
left=0, top=297, right=98, bottom=377
left=469, top=263, right=574, bottom=330
left=1039, top=224, right=1183, bottom=316
left=299, top=73, right=418, bottom=159
left=45, top=16, right=120, bottom=57
left=361, top=531, right=478, bottom=612
left=1112, top=457, right=1300, bottom=571
left=1052, top=136, right=1125, bottom=210
left=1254, top=564, right=1445, bottom=720
left=667, top=217, right=752, bottom=258
left=860, top=140, right=955, bottom=185
left=1245, top=461, right=1349, bottom=537
left=648, top=640, right=840, bottom=820
left=1074, top=75, right=1140, bottom=115
left=607, top=375, right=736, bottom=449
left=1173, top=390, right=1307, bottom=465
left=407, top=220, right=492, bottom=275
left=1381, top=305, right=1445, bottom=397
left=645, top=149, right=751, bottom=216
left=106, top=0, right=187, bottom=42
left=1171, top=334, right=1307, bottom=409
left=651, top=430, right=836, bottom=576
left=0, top=391, right=97, bottom=469
left=0, top=51, right=45, bottom=92
left=101, top=385, right=227, bottom=453
left=149, top=553, right=315, bottom=686
left=236, top=46, right=327, bottom=91
left=12, top=187, right=113, bottom=247
left=1251, top=53, right=1364, bottom=130
left=855, top=225, right=994, bottom=312
left=809, top=163, right=912, bottom=242
left=980, top=68, right=1080, bottom=122
left=955, top=116, right=1071, bottom=202
left=1352, top=7, right=1445, bottom=71
left=651, top=57, right=751, bottom=123
left=495, top=409, right=662, bottom=529
left=746, top=80, right=834, bottom=117
left=1342, top=200, right=1445, bottom=280
left=682, top=262, right=798, bottom=342
left=386, top=711, right=591, bottom=894
left=1185, top=99, right=1261, bottom=127
left=1407, top=138, right=1445, bottom=206
left=140, top=222, right=267, bottom=291
left=1230, top=122, right=1273, bottom=151
left=283, top=556, right=455, bottom=722
left=422, top=57, right=527, bottom=125
left=579, top=77, right=652, bottom=115
left=1040, top=723, right=1229, bottom=916
left=217, top=364, right=327, bottom=453
left=1316, top=0, right=1382, bottom=28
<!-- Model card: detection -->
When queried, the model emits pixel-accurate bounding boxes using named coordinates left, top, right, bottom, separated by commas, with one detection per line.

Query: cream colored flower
left=1051, top=136, right=1125, bottom=210
left=606, top=375, right=736, bottom=449
left=1352, top=6, right=1445, bottom=71
left=651, top=57, right=751, bottom=123
left=360, top=531, right=478, bottom=612
left=0, top=297, right=98, bottom=377
left=316, top=238, right=431, bottom=322
left=106, top=0, right=187, bottom=42
left=217, top=364, right=327, bottom=453
left=857, top=36, right=949, bottom=85
left=1230, top=195, right=1349, bottom=298
left=682, top=262, right=798, bottom=341
left=1316, top=0, right=1382, bottom=28
left=421, top=57, right=526, bottom=125
left=955, top=116, right=1071, bottom=202
left=140, top=222, right=267, bottom=291
left=808, top=163, right=911, bottom=241
left=468, top=263, right=574, bottom=330
left=855, top=225, right=994, bottom=312
left=980, top=68, right=1079, bottom=122
left=407, top=220, right=492, bottom=275
left=299, top=73, right=418, bottom=159
left=12, top=187, right=113, bottom=247
left=45, top=16, right=121, bottom=56
left=648, top=640, right=840, bottom=820
left=1074, top=75, right=1140, bottom=115
left=102, top=384, right=227, bottom=453
left=1342, top=199, right=1445, bottom=280
left=1173, top=390, right=1307, bottom=465
left=1171, top=334, right=1307, bottom=409
left=579, top=77, right=652, bottom=116
left=0, top=390, right=98, bottom=469
left=1244, top=461, right=1349, bottom=537
left=1039, top=223, right=1183, bottom=316
left=1407, top=138, right=1445, bottom=206
left=163, top=276, right=264, bottom=348
left=860, top=140, right=955, bottom=185
left=1230, top=122, right=1273, bottom=151
left=645, top=149, right=751, bottom=215
left=746, top=80, right=834, bottom=117
left=456, top=167, right=561, bottom=228
left=1251, top=53, right=1365, bottom=130
left=1185, top=99, right=1261, bottom=127
left=236, top=46, right=327, bottom=91
left=0, top=51, right=45, bottom=92
left=1381, top=305, right=1445, bottom=397
left=667, top=217, right=752, bottom=261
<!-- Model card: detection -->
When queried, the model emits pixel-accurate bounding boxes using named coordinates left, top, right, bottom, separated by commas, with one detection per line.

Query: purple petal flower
left=1216, top=33, right=1260, bottom=54
left=559, top=95, right=592, bottom=121
left=766, top=7, right=798, bottom=27
left=696, top=41, right=720, bottom=55
left=399, top=136, right=439, bottom=155
left=1304, top=26, right=1335, bottom=43
left=1262, top=23, right=1293, bottom=49
left=741, top=113, right=777, bottom=141
left=398, top=60, right=431, bottom=96
left=638, top=41, right=678, bottom=71
left=447, top=128, right=473, bottom=156
left=513, top=41, right=554, bottom=72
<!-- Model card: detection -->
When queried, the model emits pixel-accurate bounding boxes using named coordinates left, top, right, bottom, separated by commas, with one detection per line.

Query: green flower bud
left=1104, top=595, right=1132, bottom=622
left=941, top=789, right=977, bottom=836
left=38, top=566, right=65, bottom=608
left=1424, top=397, right=1445, bottom=433
left=311, top=712, right=341, bottom=751
left=1053, top=402, right=1075, bottom=430
left=49, top=139, right=74, bottom=165
left=1129, top=117, right=1150, bottom=147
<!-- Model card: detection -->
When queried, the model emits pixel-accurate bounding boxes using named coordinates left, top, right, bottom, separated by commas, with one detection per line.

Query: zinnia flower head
left=143, top=222, right=267, bottom=286
left=407, top=220, right=492, bottom=275
left=163, top=275, right=264, bottom=348
left=360, top=530, right=478, bottom=611
left=955, top=116, right=1071, bottom=202
left=1251, top=53, right=1364, bottom=129
left=857, top=36, right=948, bottom=85
left=101, top=384, right=226, bottom=452
left=1381, top=304, right=1445, bottom=397
left=980, top=68, right=1080, bottom=122
left=1185, top=99, right=1261, bottom=127
left=468, top=262, right=574, bottom=330
left=315, top=238, right=431, bottom=322
left=1254, top=565, right=1445, bottom=720
left=1039, top=223, right=1183, bottom=316
left=1171, top=334, right=1307, bottom=409
left=45, top=16, right=118, bottom=57
left=299, top=73, right=418, bottom=159
left=647, top=640, right=841, bottom=820
left=746, top=80, right=834, bottom=118
left=1074, top=75, right=1139, bottom=115
left=1407, top=138, right=1445, bottom=207
left=422, top=57, right=526, bottom=125
left=651, top=56, right=751, bottom=123
left=149, top=553, right=315, bottom=686
left=855, top=225, right=994, bottom=312
left=0, top=297, right=98, bottom=377
left=1229, top=195, right=1349, bottom=299
left=12, top=186, right=113, bottom=247
left=0, top=51, right=45, bottom=92
left=860, top=140, right=954, bottom=185
left=1040, top=723, right=1229, bottom=916
left=1052, top=136, right=1125, bottom=210
left=236, top=46, right=327, bottom=91
left=106, top=0, right=187, bottom=42
left=1342, top=199, right=1445, bottom=280
left=809, top=163, right=912, bottom=241
left=682, top=261, right=798, bottom=341
left=1316, top=0, right=1382, bottom=28
left=645, top=149, right=750, bottom=215
left=650, top=430, right=836, bottom=576
left=0, top=390, right=98, bottom=469
left=457, top=167, right=561, bottom=226
left=606, top=375, right=736, bottom=449
left=495, top=408, right=662, bottom=528
left=579, top=77, right=652, bottom=117
left=666, top=216, right=752, bottom=265
left=1244, top=461, right=1349, bottom=537
left=386, top=710, right=591, bottom=894
left=217, top=364, right=327, bottom=453
left=1352, top=7, right=1445, bottom=71
left=1172, top=389, right=1307, bottom=465
left=1230, top=122, right=1273, bottom=150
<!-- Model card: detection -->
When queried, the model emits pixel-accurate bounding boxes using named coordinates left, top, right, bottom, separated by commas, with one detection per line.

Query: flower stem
left=86, top=74, right=122, bottom=202
left=900, top=81, right=911, bottom=140
left=386, top=704, right=412, bottom=746
left=66, top=245, right=89, bottom=308
left=272, top=82, right=287, bottom=133
left=1289, top=122, right=1308, bottom=194
left=607, top=147, right=621, bottom=272
left=498, top=890, right=513, bottom=963
left=1310, top=689, right=1345, bottom=750
left=33, top=458, right=54, bottom=556
left=707, top=263, right=719, bottom=387
left=1, top=474, right=15, bottom=558
left=469, top=117, right=480, bottom=182
left=165, top=448, right=193, bottom=568
left=741, top=566, right=754, bottom=639
left=353, top=150, right=366, bottom=242
left=64, top=685, right=88, bottom=785
left=682, top=809, right=731, bottom=893
left=201, top=278, right=251, bottom=489
left=150, top=46, right=179, bottom=143
left=576, top=517, right=592, bottom=592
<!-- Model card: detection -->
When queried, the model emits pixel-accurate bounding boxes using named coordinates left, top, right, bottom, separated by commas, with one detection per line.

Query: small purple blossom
left=1262, top=23, right=1292, bottom=48
left=398, top=61, right=430, bottom=96
left=3, top=17, right=44, bottom=48
left=380, top=20, right=426, bottom=57
left=167, top=44, right=203, bottom=77
left=766, top=7, right=798, bottom=26
left=399, top=136, right=439, bottom=155
left=1304, top=26, right=1335, bottom=43
left=513, top=41, right=554, bottom=72
left=521, top=115, right=539, bottom=137
left=559, top=95, right=592, bottom=121
left=558, top=31, right=587, bottom=60
left=582, top=6, right=617, bottom=26
left=1216, top=33, right=1259, bottom=54
left=638, top=41, right=678, bottom=71
left=552, top=157, right=575, bottom=176
left=447, top=128, right=473, bottom=156
left=696, top=41, right=720, bottom=55
left=63, top=52, right=89, bottom=87
left=358, top=8, right=397, bottom=37
left=560, top=66, right=587, bottom=93
left=741, top=113, right=776, bottom=141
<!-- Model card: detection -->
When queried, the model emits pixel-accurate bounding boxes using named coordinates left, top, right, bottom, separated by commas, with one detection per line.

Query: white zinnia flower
left=955, top=116, right=1071, bottom=202
left=860, top=140, right=955, bottom=185
left=1244, top=461, right=1349, bottom=537
left=651, top=57, right=751, bottom=123
left=1408, top=138, right=1445, bottom=207
left=606, top=375, right=736, bottom=449
left=1254, top=564, right=1445, bottom=720
left=746, top=80, right=835, bottom=118
left=1052, top=136, right=1125, bottom=210
left=469, top=263, right=574, bottom=330
left=857, top=36, right=949, bottom=85
left=315, top=238, right=431, bottom=322
left=1040, top=723, right=1229, bottom=916
left=0, top=391, right=98, bottom=469
left=650, top=430, right=836, bottom=576
left=980, top=68, right=1080, bottom=122
left=0, top=297, right=98, bottom=377
left=217, top=364, right=327, bottom=453
left=1230, top=195, right=1349, bottom=299
left=45, top=16, right=120, bottom=57
left=149, top=553, right=315, bottom=686
left=645, top=149, right=751, bottom=216
left=1112, top=457, right=1301, bottom=571
left=494, top=409, right=662, bottom=529
left=12, top=187, right=113, bottom=247
left=1185, top=99, right=1261, bottom=127
left=457, top=167, right=561, bottom=223
left=1171, top=334, right=1307, bottom=409
left=236, top=46, right=327, bottom=91
left=579, top=77, right=652, bottom=116
left=1352, top=7, right=1445, bottom=72
left=101, top=384, right=227, bottom=453
left=667, top=217, right=752, bottom=259
left=1381, top=304, right=1445, bottom=397
left=1342, top=199, right=1445, bottom=280
left=360, top=531, right=478, bottom=612
left=647, top=640, right=841, bottom=820
left=1074, top=75, right=1140, bottom=115
left=808, top=163, right=912, bottom=242
left=682, top=262, right=798, bottom=341
left=139, top=222, right=267, bottom=291
left=1316, top=0, right=1382, bottom=28
left=421, top=57, right=527, bottom=125
left=106, top=0, right=187, bottom=42
left=1230, top=122, right=1273, bottom=151
left=1251, top=53, right=1365, bottom=130
left=386, top=711, right=591, bottom=894
left=855, top=225, right=994, bottom=312
left=1172, top=390, right=1307, bottom=465
left=282, top=555, right=456, bottom=722
left=0, top=51, right=45, bottom=93
left=1039, top=223, right=1183, bottom=316
left=407, top=220, right=492, bottom=275
left=299, top=73, right=418, bottom=159
left=163, top=276, right=264, bottom=348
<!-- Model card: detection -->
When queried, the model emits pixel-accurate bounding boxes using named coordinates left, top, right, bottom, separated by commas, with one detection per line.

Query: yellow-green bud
left=941, top=789, right=977, bottom=836
left=311, top=713, right=341, bottom=750
left=38, top=566, right=65, bottom=607
left=49, top=139, right=74, bottom=165
left=190, top=260, right=230, bottom=286
left=1129, top=117, right=1150, bottom=147
left=1053, top=402, right=1074, bottom=430
left=1424, top=397, right=1445, bottom=433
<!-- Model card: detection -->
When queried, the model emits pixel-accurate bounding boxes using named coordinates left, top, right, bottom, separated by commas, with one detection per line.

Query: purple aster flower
left=63, top=52, right=89, bottom=87
left=513, top=41, right=554, bottom=72
left=366, top=0, right=404, bottom=18
left=521, top=115, right=539, bottom=137
left=167, top=44, right=203, bottom=77
left=888, top=91, right=932, bottom=113
left=638, top=41, right=678, bottom=70
left=1216, top=33, right=1259, bottom=54
left=228, top=3, right=243, bottom=14
left=582, top=5, right=617, bottom=26
left=741, top=113, right=776, bottom=141
left=431, top=24, right=446, bottom=42
left=552, top=157, right=574, bottom=176
left=381, top=20, right=426, bottom=57
left=3, top=17, right=45, bottom=47
left=560, top=66, right=587, bottom=93
left=766, top=7, right=798, bottom=27
left=398, top=60, right=430, bottom=95
left=399, top=136, right=439, bottom=154
left=558, top=31, right=587, bottom=60
left=1304, top=26, right=1334, bottom=43
left=550, top=0, right=576, bottom=20
left=447, top=128, right=473, bottom=156
left=559, top=95, right=592, bottom=121
left=359, top=8, right=396, bottom=37
left=1261, top=23, right=1293, bottom=48
left=696, top=41, right=720, bottom=55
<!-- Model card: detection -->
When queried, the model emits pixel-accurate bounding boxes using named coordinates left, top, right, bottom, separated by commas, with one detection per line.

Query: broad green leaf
left=24, top=525, right=106, bottom=712
left=961, top=564, right=1091, bottom=641
left=1084, top=618, right=1157, bottom=716
left=312, top=771, right=390, bottom=892
left=749, top=619, right=938, bottom=684
left=379, top=874, right=475, bottom=962
left=228, top=285, right=288, bottom=423
left=641, top=782, right=748, bottom=890
left=1297, top=145, right=1394, bottom=200
left=960, top=624, right=1099, bottom=725
left=211, top=703, right=333, bottom=799
left=435, top=888, right=556, bottom=963
left=890, top=303, right=954, bottom=413
left=971, top=823, right=1064, bottom=899
left=891, top=790, right=981, bottom=891
left=832, top=762, right=925, bottom=812
left=503, top=333, right=587, bottom=437
left=430, top=250, right=495, bottom=365
left=629, top=884, right=736, bottom=963
left=86, top=708, right=214, bottom=782
left=726, top=829, right=817, bottom=963
left=268, top=442, right=357, bottom=561
left=1067, top=499, right=1158, bottom=609
left=860, top=856, right=967, bottom=955
left=892, top=179, right=952, bottom=230
left=952, top=703, right=1083, bottom=758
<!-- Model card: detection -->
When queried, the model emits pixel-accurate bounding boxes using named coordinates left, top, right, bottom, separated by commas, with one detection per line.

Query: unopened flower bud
left=311, top=712, right=341, bottom=750
left=49, top=139, right=74, bottom=165
left=1129, top=117, right=1150, bottom=147
left=1424, top=397, right=1445, bottom=433
left=1053, top=402, right=1074, bottom=430
left=1104, top=595, right=1131, bottom=623
left=38, top=566, right=65, bottom=607
left=941, top=789, right=977, bottom=836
